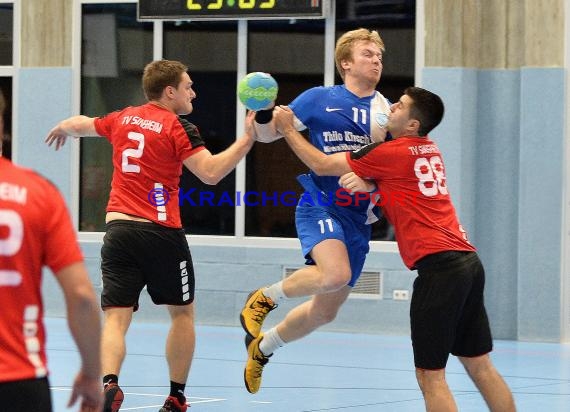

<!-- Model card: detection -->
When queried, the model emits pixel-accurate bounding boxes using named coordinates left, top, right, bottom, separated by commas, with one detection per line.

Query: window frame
left=562, top=0, right=570, bottom=342
left=74, top=0, right=422, bottom=254
left=0, top=0, right=18, bottom=160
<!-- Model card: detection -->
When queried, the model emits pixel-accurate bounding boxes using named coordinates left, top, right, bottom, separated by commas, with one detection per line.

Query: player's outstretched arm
left=56, top=261, right=102, bottom=411
left=273, top=105, right=351, bottom=176
left=45, top=115, right=99, bottom=150
left=183, top=110, right=257, bottom=184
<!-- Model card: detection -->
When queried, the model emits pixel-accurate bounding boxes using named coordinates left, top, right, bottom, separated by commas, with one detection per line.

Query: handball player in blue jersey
left=240, top=28, right=391, bottom=393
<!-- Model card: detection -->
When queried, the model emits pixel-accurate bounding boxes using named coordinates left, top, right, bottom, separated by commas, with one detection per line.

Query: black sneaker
left=103, top=382, right=124, bottom=412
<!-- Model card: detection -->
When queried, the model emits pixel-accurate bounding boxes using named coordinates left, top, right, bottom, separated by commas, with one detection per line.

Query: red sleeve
left=94, top=111, right=122, bottom=141
left=173, top=118, right=206, bottom=162
left=346, top=143, right=392, bottom=181
left=42, top=183, right=83, bottom=274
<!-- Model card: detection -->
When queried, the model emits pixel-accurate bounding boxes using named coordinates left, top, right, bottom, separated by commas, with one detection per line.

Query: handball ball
left=237, top=72, right=278, bottom=111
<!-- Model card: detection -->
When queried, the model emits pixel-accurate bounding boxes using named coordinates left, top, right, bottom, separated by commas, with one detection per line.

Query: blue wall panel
left=422, top=67, right=564, bottom=341
left=16, top=68, right=74, bottom=206
left=517, top=68, right=564, bottom=341
left=475, top=70, right=520, bottom=339
left=422, top=68, right=478, bottom=234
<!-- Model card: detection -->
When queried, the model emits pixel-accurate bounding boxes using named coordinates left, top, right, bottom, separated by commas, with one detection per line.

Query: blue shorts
left=295, top=203, right=371, bottom=287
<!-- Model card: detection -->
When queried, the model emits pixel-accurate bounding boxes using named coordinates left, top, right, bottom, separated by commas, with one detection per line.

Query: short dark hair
left=404, top=87, right=444, bottom=136
left=142, top=60, right=188, bottom=101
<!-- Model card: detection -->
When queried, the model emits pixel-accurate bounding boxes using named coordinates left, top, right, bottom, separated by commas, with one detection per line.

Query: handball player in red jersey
left=46, top=60, right=257, bottom=412
left=0, top=90, right=102, bottom=412
left=273, top=86, right=516, bottom=412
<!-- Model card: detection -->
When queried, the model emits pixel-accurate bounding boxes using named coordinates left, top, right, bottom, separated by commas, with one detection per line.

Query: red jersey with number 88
left=347, top=136, right=476, bottom=269
left=94, top=103, right=205, bottom=228
left=0, top=157, right=83, bottom=382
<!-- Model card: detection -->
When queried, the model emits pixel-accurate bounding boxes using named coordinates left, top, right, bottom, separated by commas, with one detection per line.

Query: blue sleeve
left=289, top=87, right=325, bottom=126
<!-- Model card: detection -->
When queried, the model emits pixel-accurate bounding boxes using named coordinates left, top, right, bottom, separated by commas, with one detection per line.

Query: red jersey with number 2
left=347, top=136, right=476, bottom=269
left=0, top=157, right=83, bottom=382
left=94, top=103, right=206, bottom=228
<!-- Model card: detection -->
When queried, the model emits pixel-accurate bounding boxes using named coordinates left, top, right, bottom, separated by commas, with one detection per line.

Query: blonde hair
left=335, top=28, right=385, bottom=80
left=142, top=60, right=189, bottom=101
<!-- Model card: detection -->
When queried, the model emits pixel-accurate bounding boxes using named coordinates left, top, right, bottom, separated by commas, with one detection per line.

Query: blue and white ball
left=237, top=72, right=278, bottom=111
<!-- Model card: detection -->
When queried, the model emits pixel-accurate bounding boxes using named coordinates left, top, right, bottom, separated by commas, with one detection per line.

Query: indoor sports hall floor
left=46, top=317, right=570, bottom=412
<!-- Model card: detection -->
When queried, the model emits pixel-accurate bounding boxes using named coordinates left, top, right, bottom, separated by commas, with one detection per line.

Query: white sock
left=263, top=281, right=286, bottom=302
left=259, top=327, right=285, bottom=356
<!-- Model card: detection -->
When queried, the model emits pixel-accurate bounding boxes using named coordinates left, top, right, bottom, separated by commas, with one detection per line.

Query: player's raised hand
left=273, top=105, right=295, bottom=135
left=243, top=110, right=258, bottom=142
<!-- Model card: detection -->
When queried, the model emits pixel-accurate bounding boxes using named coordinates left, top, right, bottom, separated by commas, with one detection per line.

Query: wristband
left=255, top=109, right=273, bottom=124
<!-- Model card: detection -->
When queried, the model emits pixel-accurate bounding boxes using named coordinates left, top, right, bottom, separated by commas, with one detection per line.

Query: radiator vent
left=283, top=267, right=382, bottom=299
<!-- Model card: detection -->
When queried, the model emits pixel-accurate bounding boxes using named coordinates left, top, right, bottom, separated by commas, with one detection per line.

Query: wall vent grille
left=283, top=267, right=382, bottom=299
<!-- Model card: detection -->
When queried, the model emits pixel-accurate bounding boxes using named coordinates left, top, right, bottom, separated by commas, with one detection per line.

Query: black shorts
left=410, top=251, right=492, bottom=370
left=0, top=377, right=52, bottom=412
left=101, top=220, right=195, bottom=311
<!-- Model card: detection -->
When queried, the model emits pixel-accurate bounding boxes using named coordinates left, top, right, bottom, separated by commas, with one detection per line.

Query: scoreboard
left=138, top=0, right=327, bottom=21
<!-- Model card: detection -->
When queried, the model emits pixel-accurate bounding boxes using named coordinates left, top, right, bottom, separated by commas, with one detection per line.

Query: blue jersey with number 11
left=289, top=84, right=391, bottom=216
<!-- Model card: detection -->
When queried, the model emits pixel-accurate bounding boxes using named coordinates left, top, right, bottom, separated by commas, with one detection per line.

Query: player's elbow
left=312, top=160, right=339, bottom=176
left=189, top=155, right=226, bottom=185
left=196, top=165, right=225, bottom=185
left=311, top=163, right=329, bottom=176
left=199, top=173, right=223, bottom=185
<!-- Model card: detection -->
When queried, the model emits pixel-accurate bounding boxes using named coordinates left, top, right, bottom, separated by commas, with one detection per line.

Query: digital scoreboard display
left=138, top=0, right=327, bottom=20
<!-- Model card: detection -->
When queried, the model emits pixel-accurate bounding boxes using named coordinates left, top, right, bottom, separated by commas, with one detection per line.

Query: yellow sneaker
left=244, top=333, right=271, bottom=394
left=240, top=289, right=277, bottom=338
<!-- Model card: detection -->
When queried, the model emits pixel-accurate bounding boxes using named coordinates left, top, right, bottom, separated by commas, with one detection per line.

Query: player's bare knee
left=415, top=368, right=446, bottom=392
left=459, top=354, right=492, bottom=379
left=320, top=270, right=351, bottom=292
left=415, top=369, right=427, bottom=389
left=415, top=372, right=429, bottom=394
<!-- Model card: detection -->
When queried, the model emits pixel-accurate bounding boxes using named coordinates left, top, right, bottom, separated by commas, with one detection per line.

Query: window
left=0, top=3, right=13, bottom=65
left=163, top=20, right=239, bottom=235
left=245, top=20, right=325, bottom=237
left=0, top=77, right=10, bottom=158
left=0, top=2, right=13, bottom=159
left=80, top=3, right=153, bottom=231
left=336, top=0, right=416, bottom=240
left=78, top=1, right=415, bottom=240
